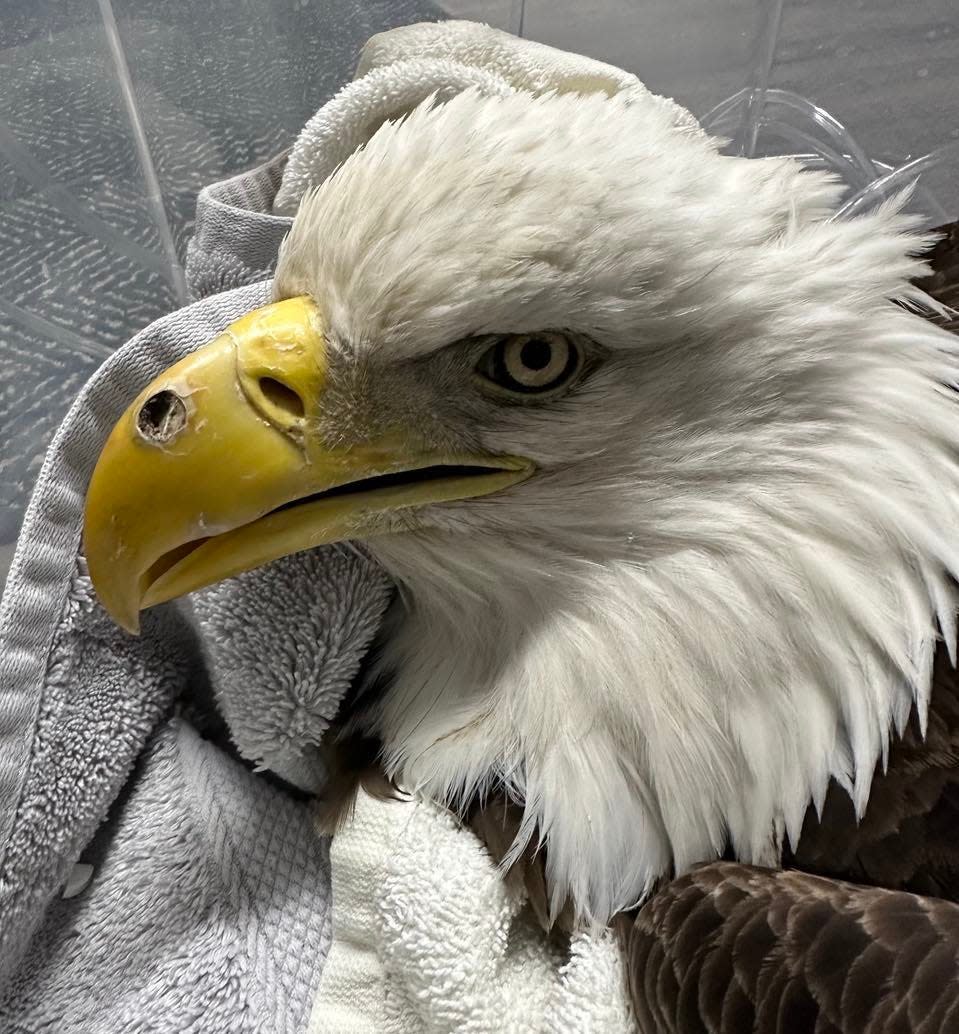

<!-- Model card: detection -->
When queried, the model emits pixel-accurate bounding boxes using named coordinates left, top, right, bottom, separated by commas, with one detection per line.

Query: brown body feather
left=319, top=220, right=959, bottom=1032
left=787, top=646, right=959, bottom=899
left=916, top=220, right=959, bottom=333
left=625, top=863, right=959, bottom=1034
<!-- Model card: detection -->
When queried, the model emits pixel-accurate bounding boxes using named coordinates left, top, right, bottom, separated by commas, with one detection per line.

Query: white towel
left=308, top=788, right=636, bottom=1034
left=272, top=19, right=703, bottom=216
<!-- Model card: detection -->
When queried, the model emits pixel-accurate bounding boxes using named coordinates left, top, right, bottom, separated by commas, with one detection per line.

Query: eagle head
left=85, top=87, right=959, bottom=924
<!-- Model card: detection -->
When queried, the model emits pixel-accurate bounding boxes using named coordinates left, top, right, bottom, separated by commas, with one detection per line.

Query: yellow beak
left=84, top=296, right=533, bottom=633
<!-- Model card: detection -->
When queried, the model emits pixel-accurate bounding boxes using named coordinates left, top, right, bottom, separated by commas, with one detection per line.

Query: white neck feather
left=273, top=80, right=959, bottom=925
left=366, top=307, right=959, bottom=925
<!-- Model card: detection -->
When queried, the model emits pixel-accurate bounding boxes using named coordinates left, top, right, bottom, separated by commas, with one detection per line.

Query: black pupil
left=519, top=338, right=553, bottom=371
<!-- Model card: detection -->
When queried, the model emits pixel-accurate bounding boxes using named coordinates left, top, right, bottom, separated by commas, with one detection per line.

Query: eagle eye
left=475, top=332, right=582, bottom=397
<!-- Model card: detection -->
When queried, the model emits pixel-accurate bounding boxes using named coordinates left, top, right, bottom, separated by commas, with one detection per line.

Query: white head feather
left=274, top=87, right=959, bottom=924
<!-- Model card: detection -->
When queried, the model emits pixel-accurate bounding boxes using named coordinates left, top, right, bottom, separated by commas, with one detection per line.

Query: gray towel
left=186, top=154, right=293, bottom=302
left=0, top=174, right=390, bottom=1032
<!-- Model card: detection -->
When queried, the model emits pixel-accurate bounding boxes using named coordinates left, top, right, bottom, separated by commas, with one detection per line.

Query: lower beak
left=84, top=296, right=533, bottom=633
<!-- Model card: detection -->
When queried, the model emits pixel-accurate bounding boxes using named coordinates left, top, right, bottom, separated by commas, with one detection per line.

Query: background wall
left=447, top=0, right=959, bottom=164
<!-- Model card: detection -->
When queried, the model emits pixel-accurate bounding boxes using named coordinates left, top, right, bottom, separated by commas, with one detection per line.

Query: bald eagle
left=85, top=83, right=959, bottom=1026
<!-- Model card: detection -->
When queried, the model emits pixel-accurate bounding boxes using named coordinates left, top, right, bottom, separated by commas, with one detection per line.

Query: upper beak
left=84, top=295, right=533, bottom=633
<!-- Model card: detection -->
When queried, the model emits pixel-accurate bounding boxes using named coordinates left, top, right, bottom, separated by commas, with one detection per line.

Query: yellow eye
left=476, top=333, right=581, bottom=396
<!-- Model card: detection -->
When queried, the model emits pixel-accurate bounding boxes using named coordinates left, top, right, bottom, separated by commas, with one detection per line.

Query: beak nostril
left=258, top=376, right=305, bottom=420
left=136, top=390, right=187, bottom=444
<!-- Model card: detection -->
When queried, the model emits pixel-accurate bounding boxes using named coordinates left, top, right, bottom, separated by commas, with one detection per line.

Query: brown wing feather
left=624, top=862, right=959, bottom=1034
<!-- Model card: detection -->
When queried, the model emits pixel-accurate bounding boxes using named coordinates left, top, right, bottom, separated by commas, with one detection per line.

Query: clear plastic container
left=2, top=0, right=957, bottom=584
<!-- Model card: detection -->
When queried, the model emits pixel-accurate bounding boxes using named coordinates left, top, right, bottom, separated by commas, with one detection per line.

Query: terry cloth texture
left=186, top=153, right=293, bottom=302
left=273, top=19, right=703, bottom=216
left=0, top=20, right=663, bottom=1032
left=3, top=721, right=334, bottom=1033
left=309, top=788, right=636, bottom=1034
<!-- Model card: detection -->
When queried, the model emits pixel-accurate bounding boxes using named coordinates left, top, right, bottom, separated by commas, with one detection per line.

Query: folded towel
left=273, top=19, right=702, bottom=216
left=193, top=545, right=390, bottom=793
left=309, top=788, right=635, bottom=1033
left=186, top=152, right=293, bottom=300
